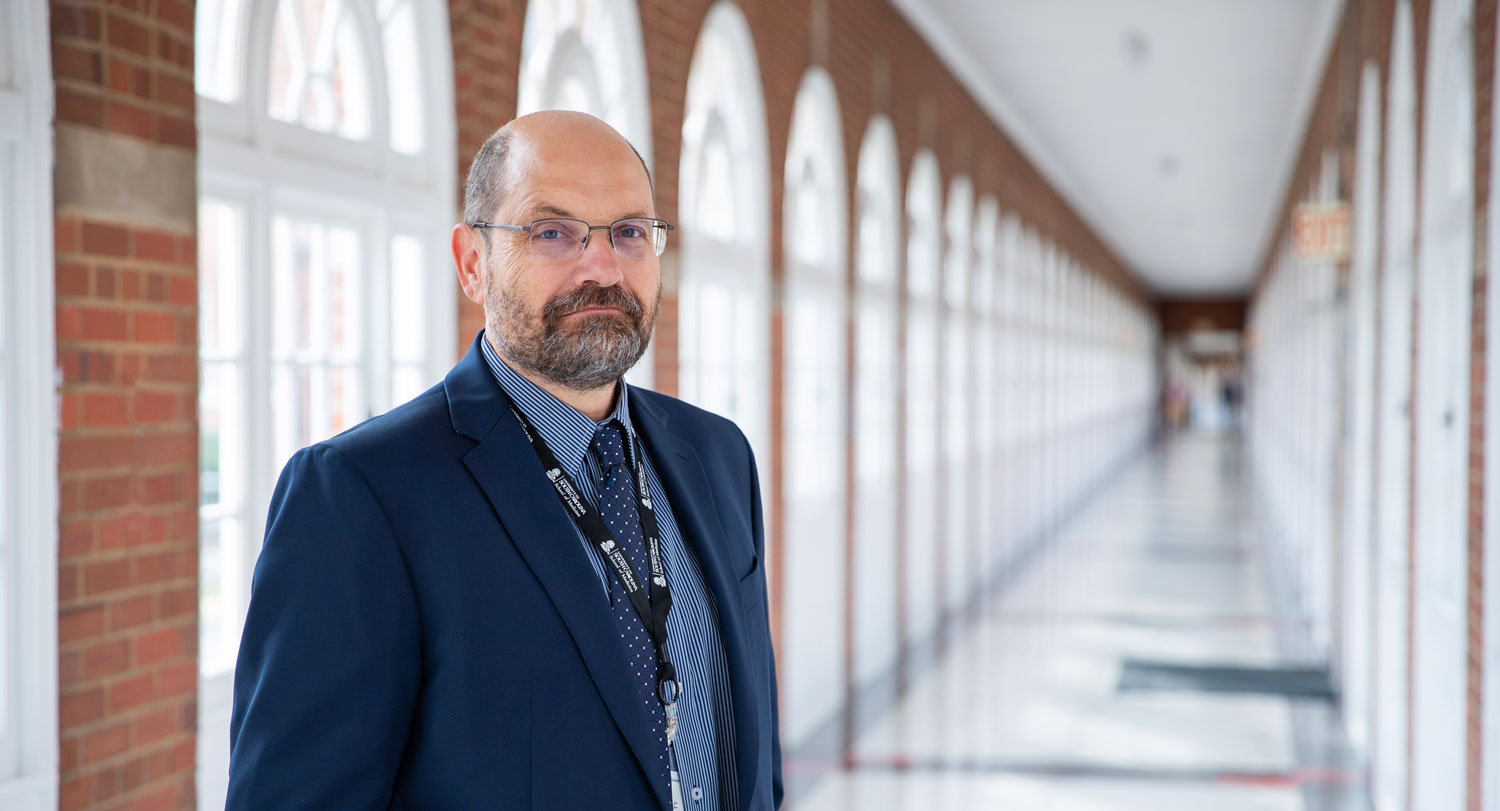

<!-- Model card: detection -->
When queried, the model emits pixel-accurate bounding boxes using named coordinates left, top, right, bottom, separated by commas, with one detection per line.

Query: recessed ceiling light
left=1125, top=30, right=1150, bottom=66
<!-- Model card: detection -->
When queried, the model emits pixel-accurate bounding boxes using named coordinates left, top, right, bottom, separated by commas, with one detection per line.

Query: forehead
left=503, top=134, right=654, bottom=221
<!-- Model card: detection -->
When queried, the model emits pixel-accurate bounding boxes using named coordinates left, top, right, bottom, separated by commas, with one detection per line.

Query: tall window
left=994, top=215, right=1023, bottom=557
left=195, top=1, right=456, bottom=806
left=0, top=0, right=56, bottom=804
left=678, top=1, right=772, bottom=502
left=851, top=115, right=901, bottom=689
left=971, top=197, right=999, bottom=584
left=940, top=177, right=972, bottom=617
left=903, top=151, right=942, bottom=644
left=1412, top=0, right=1474, bottom=807
left=1341, top=61, right=1382, bottom=769
left=779, top=67, right=847, bottom=747
left=1374, top=5, right=1416, bottom=807
left=517, top=0, right=655, bottom=385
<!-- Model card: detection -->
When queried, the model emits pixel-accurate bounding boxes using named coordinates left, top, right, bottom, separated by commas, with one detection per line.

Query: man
left=228, top=111, right=782, bottom=810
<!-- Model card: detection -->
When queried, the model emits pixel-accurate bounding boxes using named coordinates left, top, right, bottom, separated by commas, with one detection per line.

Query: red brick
left=59, top=563, right=81, bottom=604
left=133, top=311, right=177, bottom=344
left=81, top=222, right=130, bottom=257
left=82, top=392, right=128, bottom=427
left=95, top=265, right=118, bottom=298
left=159, top=662, right=196, bottom=697
left=54, top=41, right=103, bottom=84
left=158, top=112, right=195, bottom=150
left=84, top=557, right=132, bottom=596
left=105, top=13, right=151, bottom=58
left=138, top=430, right=195, bottom=466
left=133, top=548, right=179, bottom=584
left=60, top=774, right=91, bottom=809
left=169, top=276, right=195, bottom=306
left=122, top=269, right=142, bottom=300
left=135, top=627, right=183, bottom=666
left=109, top=672, right=155, bottom=713
left=133, top=230, right=177, bottom=263
left=82, top=722, right=130, bottom=764
left=60, top=687, right=106, bottom=726
left=107, top=100, right=154, bottom=141
left=61, top=435, right=135, bottom=471
left=158, top=586, right=195, bottom=620
left=58, top=261, right=91, bottom=297
left=59, top=605, right=106, bottom=644
left=109, top=594, right=154, bottom=630
left=156, top=70, right=195, bottom=111
left=60, top=519, right=95, bottom=559
left=80, top=305, right=129, bottom=340
left=132, top=390, right=178, bottom=423
left=53, top=3, right=102, bottom=39
left=57, top=304, right=83, bottom=341
left=80, top=639, right=130, bottom=680
left=170, top=738, right=196, bottom=770
left=144, top=273, right=166, bottom=302
left=135, top=708, right=179, bottom=746
left=145, top=353, right=195, bottom=383
left=128, top=785, right=182, bottom=811
left=57, top=86, right=106, bottom=128
left=56, top=217, right=81, bottom=254
left=97, top=511, right=147, bottom=550
left=142, top=473, right=184, bottom=506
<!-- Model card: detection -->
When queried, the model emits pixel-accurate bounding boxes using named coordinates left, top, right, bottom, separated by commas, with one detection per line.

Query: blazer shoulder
left=310, top=383, right=466, bottom=473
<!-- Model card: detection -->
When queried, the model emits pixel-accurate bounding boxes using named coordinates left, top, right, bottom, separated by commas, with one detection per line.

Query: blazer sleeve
left=745, top=432, right=784, bottom=810
left=227, top=444, right=421, bottom=810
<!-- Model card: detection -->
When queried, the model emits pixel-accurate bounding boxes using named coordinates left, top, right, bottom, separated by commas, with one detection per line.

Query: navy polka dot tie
left=589, top=420, right=669, bottom=790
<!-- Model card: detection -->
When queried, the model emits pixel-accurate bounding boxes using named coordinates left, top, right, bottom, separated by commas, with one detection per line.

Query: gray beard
left=488, top=281, right=658, bottom=392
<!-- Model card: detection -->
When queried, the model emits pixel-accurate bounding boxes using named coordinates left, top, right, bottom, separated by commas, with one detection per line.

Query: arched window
left=195, top=0, right=457, bottom=805
left=1412, top=0, right=1473, bottom=806
left=851, top=115, right=901, bottom=689
left=1341, top=61, right=1382, bottom=769
left=517, top=0, right=654, bottom=385
left=995, top=215, right=1024, bottom=556
left=0, top=0, right=56, bottom=803
left=678, top=1, right=772, bottom=513
left=779, top=66, right=847, bottom=747
left=940, top=176, right=972, bottom=616
left=903, top=150, right=941, bottom=643
left=1374, top=5, right=1416, bottom=807
left=971, top=197, right=999, bottom=582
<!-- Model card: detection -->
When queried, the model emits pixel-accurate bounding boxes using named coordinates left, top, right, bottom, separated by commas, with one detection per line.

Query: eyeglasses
left=471, top=217, right=675, bottom=261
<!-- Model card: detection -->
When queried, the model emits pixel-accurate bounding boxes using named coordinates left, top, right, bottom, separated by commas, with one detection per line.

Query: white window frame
left=195, top=1, right=456, bottom=807
left=1411, top=2, right=1474, bottom=809
left=902, top=149, right=941, bottom=644
left=971, top=197, right=999, bottom=585
left=779, top=66, right=847, bottom=749
left=1374, top=5, right=1416, bottom=808
left=0, top=0, right=56, bottom=807
left=1340, top=60, right=1382, bottom=770
left=517, top=0, right=656, bottom=387
left=940, top=176, right=972, bottom=617
left=851, top=114, right=901, bottom=689
left=678, top=0, right=772, bottom=526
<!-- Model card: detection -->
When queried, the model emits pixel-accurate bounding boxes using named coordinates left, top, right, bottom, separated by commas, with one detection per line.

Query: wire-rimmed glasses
left=471, top=217, right=675, bottom=260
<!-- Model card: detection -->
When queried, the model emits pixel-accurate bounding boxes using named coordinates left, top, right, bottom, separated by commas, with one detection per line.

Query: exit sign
left=1293, top=203, right=1350, bottom=261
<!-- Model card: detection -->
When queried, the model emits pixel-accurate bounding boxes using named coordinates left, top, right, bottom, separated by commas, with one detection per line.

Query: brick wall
left=51, top=0, right=199, bottom=808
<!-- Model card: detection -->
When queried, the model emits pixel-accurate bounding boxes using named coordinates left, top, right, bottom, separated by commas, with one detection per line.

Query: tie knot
left=589, top=420, right=630, bottom=469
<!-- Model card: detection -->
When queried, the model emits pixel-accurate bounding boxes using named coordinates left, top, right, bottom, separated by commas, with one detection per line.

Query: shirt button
left=691, top=786, right=703, bottom=802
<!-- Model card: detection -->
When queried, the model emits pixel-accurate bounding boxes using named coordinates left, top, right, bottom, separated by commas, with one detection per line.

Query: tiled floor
left=786, top=433, right=1370, bottom=811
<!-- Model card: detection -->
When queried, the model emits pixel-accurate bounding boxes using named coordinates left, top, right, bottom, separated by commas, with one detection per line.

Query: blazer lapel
left=445, top=338, right=670, bottom=808
left=630, top=395, right=763, bottom=805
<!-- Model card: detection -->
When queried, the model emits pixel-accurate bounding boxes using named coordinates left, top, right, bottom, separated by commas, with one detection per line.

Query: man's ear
left=452, top=224, right=486, bottom=304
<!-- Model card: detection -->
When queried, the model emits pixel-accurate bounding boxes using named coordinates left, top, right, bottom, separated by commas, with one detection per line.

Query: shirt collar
left=479, top=330, right=638, bottom=473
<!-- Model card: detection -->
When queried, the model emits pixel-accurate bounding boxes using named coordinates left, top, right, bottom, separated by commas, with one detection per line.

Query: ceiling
left=889, top=0, right=1344, bottom=296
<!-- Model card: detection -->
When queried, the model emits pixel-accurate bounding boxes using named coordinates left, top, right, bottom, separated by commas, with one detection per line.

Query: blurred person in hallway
left=226, top=111, right=782, bottom=810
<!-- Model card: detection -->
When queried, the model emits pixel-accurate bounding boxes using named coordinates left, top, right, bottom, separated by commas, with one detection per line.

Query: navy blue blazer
left=227, top=335, right=783, bottom=810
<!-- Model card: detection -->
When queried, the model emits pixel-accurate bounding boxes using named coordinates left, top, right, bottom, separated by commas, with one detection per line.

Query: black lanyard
left=502, top=394, right=680, bottom=708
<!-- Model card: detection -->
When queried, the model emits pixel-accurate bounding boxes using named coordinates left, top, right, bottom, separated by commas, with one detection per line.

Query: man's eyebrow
left=526, top=203, right=656, bottom=222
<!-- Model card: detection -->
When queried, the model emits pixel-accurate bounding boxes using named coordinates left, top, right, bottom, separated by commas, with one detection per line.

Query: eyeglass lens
left=528, top=219, right=667, bottom=260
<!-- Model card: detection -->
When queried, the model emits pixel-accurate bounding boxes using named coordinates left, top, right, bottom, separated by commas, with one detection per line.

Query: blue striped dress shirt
left=481, top=336, right=738, bottom=810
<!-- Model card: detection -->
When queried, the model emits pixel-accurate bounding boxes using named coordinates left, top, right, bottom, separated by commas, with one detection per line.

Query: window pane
left=195, top=0, right=246, bottom=101
left=267, top=0, right=371, bottom=140
left=390, top=234, right=424, bottom=363
left=381, top=1, right=423, bottom=154
left=199, top=200, right=245, bottom=357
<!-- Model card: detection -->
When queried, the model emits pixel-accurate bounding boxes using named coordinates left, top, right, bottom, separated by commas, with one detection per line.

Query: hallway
left=789, top=434, right=1369, bottom=811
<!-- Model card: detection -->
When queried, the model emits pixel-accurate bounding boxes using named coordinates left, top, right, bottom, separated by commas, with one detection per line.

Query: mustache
left=542, top=285, right=643, bottom=328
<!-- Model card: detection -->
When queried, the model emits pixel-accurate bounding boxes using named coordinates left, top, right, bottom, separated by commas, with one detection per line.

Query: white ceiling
left=889, top=0, right=1344, bottom=296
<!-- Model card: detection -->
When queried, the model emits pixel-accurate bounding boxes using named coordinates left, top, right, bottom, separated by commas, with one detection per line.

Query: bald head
left=462, top=111, right=654, bottom=227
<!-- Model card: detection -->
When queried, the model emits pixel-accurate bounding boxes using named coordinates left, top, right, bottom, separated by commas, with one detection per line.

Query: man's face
left=482, top=127, right=661, bottom=392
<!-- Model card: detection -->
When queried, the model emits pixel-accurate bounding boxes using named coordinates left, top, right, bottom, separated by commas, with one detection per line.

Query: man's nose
left=575, top=229, right=625, bottom=286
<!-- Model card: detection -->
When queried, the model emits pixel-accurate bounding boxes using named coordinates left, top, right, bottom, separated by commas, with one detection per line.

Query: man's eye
left=616, top=225, right=647, bottom=239
left=535, top=228, right=569, bottom=241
